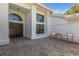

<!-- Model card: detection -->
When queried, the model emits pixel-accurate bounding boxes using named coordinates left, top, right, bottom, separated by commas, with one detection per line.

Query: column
left=46, top=12, right=51, bottom=36
left=31, top=5, right=36, bottom=39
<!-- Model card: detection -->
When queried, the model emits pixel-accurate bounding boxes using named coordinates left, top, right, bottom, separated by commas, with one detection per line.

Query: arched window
left=9, top=13, right=23, bottom=21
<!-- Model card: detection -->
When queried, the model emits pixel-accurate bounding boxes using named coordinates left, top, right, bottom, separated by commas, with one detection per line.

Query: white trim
left=36, top=13, right=46, bottom=36
left=31, top=5, right=37, bottom=39
left=9, top=20, right=23, bottom=24
left=36, top=22, right=44, bottom=24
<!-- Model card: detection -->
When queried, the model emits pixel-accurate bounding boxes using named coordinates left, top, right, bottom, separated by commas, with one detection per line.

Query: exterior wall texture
left=31, top=4, right=51, bottom=39
left=12, top=3, right=51, bottom=39
left=0, top=3, right=52, bottom=45
left=0, top=3, right=10, bottom=45
left=25, top=11, right=32, bottom=38
left=50, top=16, right=79, bottom=43
left=9, top=8, right=26, bottom=37
left=1, top=3, right=79, bottom=45
left=9, top=3, right=32, bottom=39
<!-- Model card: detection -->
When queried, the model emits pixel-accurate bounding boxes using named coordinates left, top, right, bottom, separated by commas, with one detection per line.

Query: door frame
left=9, top=20, right=24, bottom=38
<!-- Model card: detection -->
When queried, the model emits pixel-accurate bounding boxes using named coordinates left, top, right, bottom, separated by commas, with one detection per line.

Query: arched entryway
left=9, top=13, right=23, bottom=38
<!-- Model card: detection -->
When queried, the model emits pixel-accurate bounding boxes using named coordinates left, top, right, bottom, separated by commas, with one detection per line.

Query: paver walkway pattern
left=0, top=37, right=79, bottom=56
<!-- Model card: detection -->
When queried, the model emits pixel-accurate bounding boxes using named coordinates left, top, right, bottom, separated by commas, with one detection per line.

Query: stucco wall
left=9, top=8, right=26, bottom=37
left=50, top=16, right=79, bottom=43
left=31, top=5, right=50, bottom=39
left=25, top=11, right=32, bottom=38
left=13, top=3, right=32, bottom=10
left=9, top=4, right=32, bottom=39
left=13, top=3, right=51, bottom=39
left=35, top=7, right=48, bottom=39
left=0, top=3, right=10, bottom=45
left=49, top=16, right=68, bottom=34
left=9, top=3, right=51, bottom=39
left=9, top=9, right=25, bottom=22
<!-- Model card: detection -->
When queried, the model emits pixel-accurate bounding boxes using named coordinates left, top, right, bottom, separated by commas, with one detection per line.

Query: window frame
left=36, top=13, right=44, bottom=23
left=9, top=13, right=23, bottom=22
left=36, top=13, right=45, bottom=34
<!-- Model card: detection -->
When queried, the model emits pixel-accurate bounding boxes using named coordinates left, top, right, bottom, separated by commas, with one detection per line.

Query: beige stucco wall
left=13, top=3, right=32, bottom=10
left=0, top=3, right=10, bottom=45
left=9, top=4, right=32, bottom=39
left=25, top=11, right=32, bottom=38
left=49, top=16, right=68, bottom=34
left=12, top=3, right=52, bottom=39
left=31, top=5, right=51, bottom=39
left=9, top=8, right=26, bottom=37
left=50, top=16, right=79, bottom=43
left=0, top=3, right=52, bottom=46
left=9, top=3, right=51, bottom=39
left=9, top=9, right=25, bottom=22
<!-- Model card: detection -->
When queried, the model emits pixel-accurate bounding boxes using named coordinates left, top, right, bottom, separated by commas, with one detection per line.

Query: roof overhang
left=33, top=3, right=53, bottom=14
